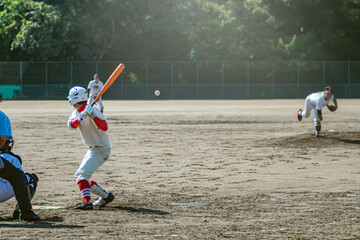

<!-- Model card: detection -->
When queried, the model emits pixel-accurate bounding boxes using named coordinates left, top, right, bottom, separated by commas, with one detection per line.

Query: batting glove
left=77, top=111, right=88, bottom=122
left=85, top=105, right=97, bottom=119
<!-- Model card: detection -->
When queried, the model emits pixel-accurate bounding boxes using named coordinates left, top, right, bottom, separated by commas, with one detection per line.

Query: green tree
left=1, top=0, right=360, bottom=61
left=55, top=0, right=191, bottom=60
left=263, top=0, right=360, bottom=60
left=0, top=0, right=61, bottom=60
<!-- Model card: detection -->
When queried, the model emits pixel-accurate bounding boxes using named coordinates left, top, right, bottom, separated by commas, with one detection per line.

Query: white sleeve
left=93, top=107, right=106, bottom=120
left=67, top=111, right=78, bottom=129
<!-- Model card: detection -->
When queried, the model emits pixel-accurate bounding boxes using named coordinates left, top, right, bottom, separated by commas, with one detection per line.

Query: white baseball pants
left=75, top=144, right=111, bottom=183
left=0, top=180, right=15, bottom=202
left=0, top=155, right=23, bottom=202
left=301, top=96, right=321, bottom=127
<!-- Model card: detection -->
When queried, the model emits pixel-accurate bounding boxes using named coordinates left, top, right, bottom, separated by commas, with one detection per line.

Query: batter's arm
left=93, top=118, right=108, bottom=131
left=67, top=113, right=78, bottom=129
left=86, top=106, right=108, bottom=131
left=67, top=111, right=83, bottom=129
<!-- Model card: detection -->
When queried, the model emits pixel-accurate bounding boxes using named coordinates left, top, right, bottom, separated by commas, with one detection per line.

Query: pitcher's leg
left=301, top=98, right=313, bottom=119
left=313, top=110, right=321, bottom=137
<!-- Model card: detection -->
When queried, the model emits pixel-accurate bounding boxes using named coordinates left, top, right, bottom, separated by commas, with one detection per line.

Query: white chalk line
left=32, top=205, right=63, bottom=210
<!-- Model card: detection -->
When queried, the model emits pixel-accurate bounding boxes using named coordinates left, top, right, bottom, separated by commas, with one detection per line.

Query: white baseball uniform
left=0, top=153, right=33, bottom=202
left=67, top=104, right=110, bottom=183
left=301, top=91, right=335, bottom=126
left=87, top=80, right=104, bottom=109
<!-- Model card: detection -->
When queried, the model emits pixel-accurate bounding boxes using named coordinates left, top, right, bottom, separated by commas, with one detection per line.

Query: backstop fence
left=1, top=60, right=360, bottom=100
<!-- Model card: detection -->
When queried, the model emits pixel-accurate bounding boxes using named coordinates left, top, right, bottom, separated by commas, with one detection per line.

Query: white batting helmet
left=67, top=86, right=88, bottom=105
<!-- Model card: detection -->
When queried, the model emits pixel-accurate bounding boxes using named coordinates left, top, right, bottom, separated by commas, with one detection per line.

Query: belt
left=89, top=145, right=101, bottom=148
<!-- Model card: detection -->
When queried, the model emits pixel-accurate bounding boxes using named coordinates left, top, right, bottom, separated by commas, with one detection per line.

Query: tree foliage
left=0, top=0, right=359, bottom=61
left=0, top=0, right=61, bottom=60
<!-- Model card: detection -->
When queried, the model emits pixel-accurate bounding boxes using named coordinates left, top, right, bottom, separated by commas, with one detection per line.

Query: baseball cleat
left=74, top=202, right=93, bottom=210
left=12, top=203, right=20, bottom=220
left=19, top=210, right=40, bottom=221
left=297, top=109, right=302, bottom=121
left=314, top=134, right=320, bottom=138
left=12, top=209, right=20, bottom=220
left=94, top=192, right=114, bottom=207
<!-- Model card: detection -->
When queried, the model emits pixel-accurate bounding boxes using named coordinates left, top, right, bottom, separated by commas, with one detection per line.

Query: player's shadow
left=0, top=216, right=85, bottom=229
left=107, top=205, right=171, bottom=215
left=340, top=139, right=360, bottom=144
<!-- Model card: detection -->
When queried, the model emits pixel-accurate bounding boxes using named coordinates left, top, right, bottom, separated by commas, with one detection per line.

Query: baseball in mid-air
left=154, top=90, right=160, bottom=97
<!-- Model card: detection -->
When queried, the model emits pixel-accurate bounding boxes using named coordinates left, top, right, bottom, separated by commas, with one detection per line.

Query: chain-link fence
left=1, top=61, right=360, bottom=100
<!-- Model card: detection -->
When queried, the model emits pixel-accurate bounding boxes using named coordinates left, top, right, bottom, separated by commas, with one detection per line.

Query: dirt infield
left=1, top=99, right=360, bottom=239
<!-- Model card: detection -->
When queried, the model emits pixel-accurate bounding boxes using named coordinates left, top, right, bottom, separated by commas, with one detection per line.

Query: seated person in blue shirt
left=0, top=93, right=40, bottom=221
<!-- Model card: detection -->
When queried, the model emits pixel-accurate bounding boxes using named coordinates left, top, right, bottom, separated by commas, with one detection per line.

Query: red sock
left=90, top=180, right=97, bottom=188
left=77, top=179, right=91, bottom=204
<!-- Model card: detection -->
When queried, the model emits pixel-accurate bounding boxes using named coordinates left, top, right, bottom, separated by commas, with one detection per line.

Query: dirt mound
left=275, top=132, right=360, bottom=148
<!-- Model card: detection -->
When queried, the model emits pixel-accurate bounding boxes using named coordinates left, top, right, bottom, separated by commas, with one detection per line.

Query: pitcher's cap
left=324, top=86, right=333, bottom=93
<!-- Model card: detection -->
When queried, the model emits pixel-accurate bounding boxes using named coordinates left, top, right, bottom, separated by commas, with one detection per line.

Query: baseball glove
left=327, top=105, right=337, bottom=112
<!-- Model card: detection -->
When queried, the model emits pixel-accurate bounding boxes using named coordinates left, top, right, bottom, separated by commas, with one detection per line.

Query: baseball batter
left=297, top=86, right=338, bottom=137
left=87, top=74, right=104, bottom=112
left=67, top=86, right=114, bottom=210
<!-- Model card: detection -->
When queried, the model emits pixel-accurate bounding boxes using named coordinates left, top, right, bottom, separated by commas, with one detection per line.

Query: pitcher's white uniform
left=87, top=80, right=104, bottom=109
left=300, top=91, right=334, bottom=126
left=0, top=153, right=34, bottom=202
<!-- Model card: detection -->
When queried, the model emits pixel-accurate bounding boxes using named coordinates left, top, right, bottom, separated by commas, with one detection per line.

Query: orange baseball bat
left=91, top=63, right=125, bottom=106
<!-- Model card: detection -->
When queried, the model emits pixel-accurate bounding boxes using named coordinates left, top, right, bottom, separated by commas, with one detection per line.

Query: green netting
left=148, top=62, right=172, bottom=84
left=0, top=61, right=359, bottom=99
left=223, top=62, right=248, bottom=84
left=0, top=62, right=20, bottom=85
left=173, top=61, right=197, bottom=84
left=350, top=62, right=360, bottom=84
